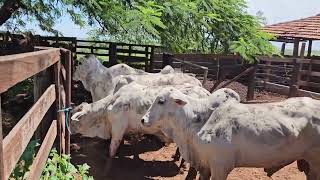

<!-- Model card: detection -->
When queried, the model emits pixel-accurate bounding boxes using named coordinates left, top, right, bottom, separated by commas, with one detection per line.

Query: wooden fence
left=0, top=33, right=159, bottom=72
left=76, top=40, right=158, bottom=71
left=0, top=48, right=72, bottom=180
left=154, top=53, right=244, bottom=79
left=248, top=56, right=320, bottom=100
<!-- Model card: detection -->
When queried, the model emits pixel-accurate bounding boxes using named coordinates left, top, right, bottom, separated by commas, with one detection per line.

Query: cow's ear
left=174, top=99, right=187, bottom=106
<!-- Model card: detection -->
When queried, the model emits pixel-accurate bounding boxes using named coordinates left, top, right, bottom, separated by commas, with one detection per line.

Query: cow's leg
left=199, top=168, right=210, bottom=180
left=172, top=147, right=181, bottom=161
left=129, top=134, right=142, bottom=161
left=185, top=166, right=197, bottom=180
left=306, top=161, right=320, bottom=180
left=109, top=126, right=126, bottom=157
left=210, top=165, right=232, bottom=180
left=264, top=160, right=295, bottom=177
left=104, top=123, right=127, bottom=176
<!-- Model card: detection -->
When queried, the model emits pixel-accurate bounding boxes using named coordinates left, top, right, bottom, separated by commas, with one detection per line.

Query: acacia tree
left=0, top=0, right=277, bottom=62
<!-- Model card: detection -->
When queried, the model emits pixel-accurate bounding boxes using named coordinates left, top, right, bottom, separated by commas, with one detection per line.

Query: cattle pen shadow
left=70, top=135, right=181, bottom=180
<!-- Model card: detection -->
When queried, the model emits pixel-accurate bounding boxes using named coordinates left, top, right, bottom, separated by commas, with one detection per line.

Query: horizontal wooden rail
left=172, top=57, right=208, bottom=85
left=258, top=64, right=294, bottom=70
left=172, top=58, right=208, bottom=70
left=296, top=58, right=320, bottom=65
left=117, top=48, right=150, bottom=54
left=300, top=70, right=320, bottom=77
left=257, top=81, right=320, bottom=99
left=298, top=81, right=320, bottom=88
left=77, top=52, right=109, bottom=56
left=77, top=45, right=109, bottom=50
left=2, top=85, right=56, bottom=180
left=27, top=120, right=57, bottom=180
left=117, top=55, right=148, bottom=62
left=0, top=48, right=60, bottom=93
left=259, top=56, right=294, bottom=63
left=256, top=73, right=290, bottom=81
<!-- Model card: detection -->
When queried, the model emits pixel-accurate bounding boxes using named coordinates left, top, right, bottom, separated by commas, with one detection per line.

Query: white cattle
left=71, top=82, right=211, bottom=160
left=73, top=55, right=198, bottom=101
left=142, top=88, right=320, bottom=180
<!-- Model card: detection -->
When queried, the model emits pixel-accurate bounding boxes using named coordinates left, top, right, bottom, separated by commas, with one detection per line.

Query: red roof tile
left=263, top=14, right=320, bottom=40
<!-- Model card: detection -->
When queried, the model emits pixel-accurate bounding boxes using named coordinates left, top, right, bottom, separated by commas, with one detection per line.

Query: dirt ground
left=70, top=80, right=306, bottom=180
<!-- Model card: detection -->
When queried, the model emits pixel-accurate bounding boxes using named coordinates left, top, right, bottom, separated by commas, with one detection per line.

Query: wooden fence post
left=0, top=96, right=4, bottom=180
left=145, top=46, right=149, bottom=72
left=289, top=58, right=301, bottom=97
left=149, top=46, right=155, bottom=72
left=264, top=61, right=271, bottom=88
left=65, top=50, right=72, bottom=154
left=109, top=43, right=117, bottom=66
left=162, top=53, right=173, bottom=68
left=203, top=67, right=208, bottom=86
left=246, top=63, right=258, bottom=101
left=53, top=61, right=63, bottom=154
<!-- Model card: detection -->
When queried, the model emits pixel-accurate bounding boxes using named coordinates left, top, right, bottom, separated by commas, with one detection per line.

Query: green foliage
left=10, top=139, right=40, bottom=180
left=41, top=149, right=93, bottom=180
left=5, top=78, right=33, bottom=100
left=1, top=0, right=278, bottom=62
left=9, top=143, right=93, bottom=180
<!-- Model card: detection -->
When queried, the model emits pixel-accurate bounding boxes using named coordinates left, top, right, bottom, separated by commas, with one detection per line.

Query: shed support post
left=293, top=38, right=300, bottom=57
left=307, top=40, right=313, bottom=58
left=280, top=43, right=286, bottom=55
left=300, top=42, right=306, bottom=58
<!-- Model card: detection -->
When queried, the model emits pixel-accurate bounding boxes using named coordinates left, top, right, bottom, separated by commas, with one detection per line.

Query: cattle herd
left=71, top=55, right=320, bottom=180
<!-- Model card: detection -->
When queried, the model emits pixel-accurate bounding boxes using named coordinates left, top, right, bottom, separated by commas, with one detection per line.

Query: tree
left=0, top=0, right=277, bottom=62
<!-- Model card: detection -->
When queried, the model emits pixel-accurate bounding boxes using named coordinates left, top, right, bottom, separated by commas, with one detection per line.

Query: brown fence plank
left=27, top=120, right=57, bottom=180
left=255, top=73, right=290, bottom=81
left=76, top=52, right=109, bottom=56
left=2, top=85, right=56, bottom=180
left=77, top=45, right=109, bottom=50
left=259, top=56, right=294, bottom=63
left=117, top=55, right=147, bottom=62
left=298, top=81, right=320, bottom=88
left=117, top=48, right=150, bottom=55
left=300, top=70, right=320, bottom=77
left=0, top=49, right=60, bottom=93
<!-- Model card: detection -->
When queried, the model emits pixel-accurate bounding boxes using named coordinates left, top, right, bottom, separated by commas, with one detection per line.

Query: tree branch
left=0, top=0, right=21, bottom=26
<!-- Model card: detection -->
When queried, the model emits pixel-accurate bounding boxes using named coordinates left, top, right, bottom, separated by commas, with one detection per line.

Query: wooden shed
left=263, top=14, right=320, bottom=57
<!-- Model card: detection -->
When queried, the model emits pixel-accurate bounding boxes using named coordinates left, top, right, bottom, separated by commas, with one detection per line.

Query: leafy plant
left=41, top=149, right=93, bottom=180
left=10, top=139, right=40, bottom=180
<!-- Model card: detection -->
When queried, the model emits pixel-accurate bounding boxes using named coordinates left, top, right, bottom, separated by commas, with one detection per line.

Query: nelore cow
left=73, top=55, right=188, bottom=101
left=142, top=88, right=320, bottom=180
left=71, top=82, right=211, bottom=173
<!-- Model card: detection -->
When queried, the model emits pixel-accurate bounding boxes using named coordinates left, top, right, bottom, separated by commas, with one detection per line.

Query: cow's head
left=73, top=55, right=103, bottom=82
left=209, top=88, right=241, bottom=109
left=71, top=102, right=90, bottom=132
left=141, top=88, right=187, bottom=128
